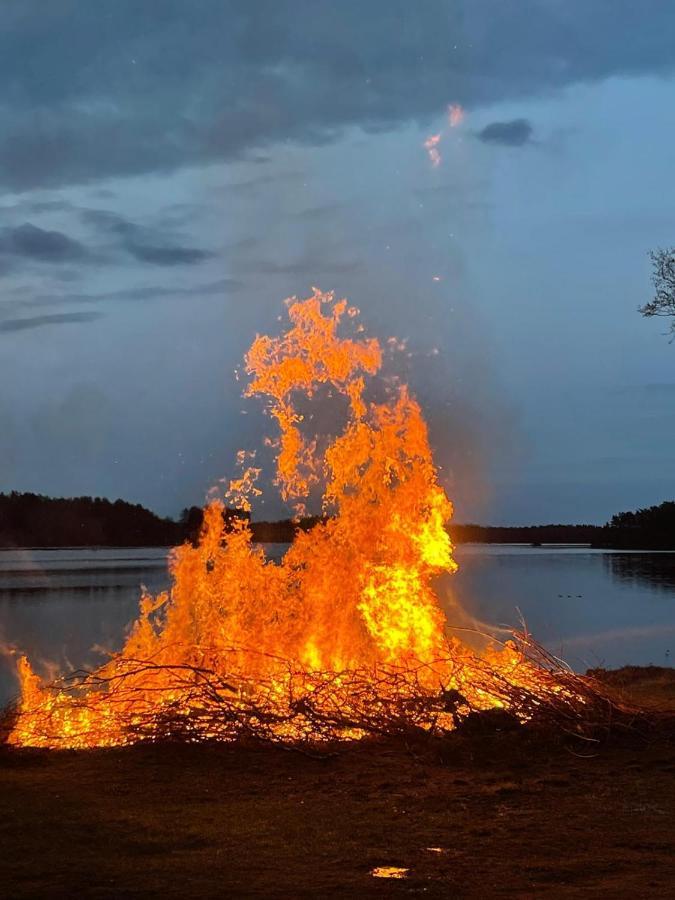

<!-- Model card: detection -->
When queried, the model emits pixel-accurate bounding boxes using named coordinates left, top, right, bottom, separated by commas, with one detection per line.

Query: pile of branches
left=2, top=632, right=674, bottom=751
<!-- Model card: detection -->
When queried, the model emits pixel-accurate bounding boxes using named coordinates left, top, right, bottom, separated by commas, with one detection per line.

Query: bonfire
left=2, top=291, right=646, bottom=749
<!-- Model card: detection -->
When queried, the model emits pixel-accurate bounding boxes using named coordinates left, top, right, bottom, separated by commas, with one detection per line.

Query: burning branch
left=4, top=290, right=671, bottom=752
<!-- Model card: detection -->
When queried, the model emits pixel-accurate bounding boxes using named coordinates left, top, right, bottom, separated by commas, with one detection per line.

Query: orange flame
left=6, top=289, right=552, bottom=749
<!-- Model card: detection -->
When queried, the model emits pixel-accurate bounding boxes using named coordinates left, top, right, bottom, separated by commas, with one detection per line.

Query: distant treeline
left=0, top=491, right=673, bottom=550
left=449, top=524, right=602, bottom=545
left=453, top=502, right=675, bottom=550
left=596, top=501, right=675, bottom=550
left=452, top=502, right=675, bottom=549
left=0, top=492, right=184, bottom=548
left=0, top=492, right=319, bottom=548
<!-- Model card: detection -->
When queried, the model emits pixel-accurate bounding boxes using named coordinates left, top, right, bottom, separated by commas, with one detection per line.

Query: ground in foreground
left=1, top=669, right=674, bottom=899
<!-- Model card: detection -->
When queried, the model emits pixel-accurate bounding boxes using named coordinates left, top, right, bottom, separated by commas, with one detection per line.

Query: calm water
left=1, top=544, right=674, bottom=705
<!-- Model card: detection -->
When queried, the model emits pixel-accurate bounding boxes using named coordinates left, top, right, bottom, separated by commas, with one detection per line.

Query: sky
left=1, top=1, right=674, bottom=525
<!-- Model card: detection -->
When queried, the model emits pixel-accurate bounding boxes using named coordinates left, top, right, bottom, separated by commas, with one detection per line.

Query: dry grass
left=1, top=667, right=674, bottom=897
left=1, top=719, right=674, bottom=897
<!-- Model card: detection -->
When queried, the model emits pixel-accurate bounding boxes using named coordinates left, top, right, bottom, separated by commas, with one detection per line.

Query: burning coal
left=4, top=291, right=621, bottom=750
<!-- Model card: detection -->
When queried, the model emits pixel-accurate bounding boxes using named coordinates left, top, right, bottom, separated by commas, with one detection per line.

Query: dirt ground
left=1, top=669, right=674, bottom=899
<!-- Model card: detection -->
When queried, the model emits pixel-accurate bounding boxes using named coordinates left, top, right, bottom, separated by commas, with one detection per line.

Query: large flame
left=7, top=290, right=553, bottom=749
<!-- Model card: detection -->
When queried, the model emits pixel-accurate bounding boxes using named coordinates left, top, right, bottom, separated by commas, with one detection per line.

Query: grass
left=1, top=667, right=674, bottom=898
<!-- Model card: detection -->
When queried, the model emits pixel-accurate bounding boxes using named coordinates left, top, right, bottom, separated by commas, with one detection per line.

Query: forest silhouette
left=0, top=491, right=672, bottom=550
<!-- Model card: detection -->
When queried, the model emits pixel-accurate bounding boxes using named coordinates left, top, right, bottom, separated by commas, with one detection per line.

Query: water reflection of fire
left=6, top=290, right=592, bottom=749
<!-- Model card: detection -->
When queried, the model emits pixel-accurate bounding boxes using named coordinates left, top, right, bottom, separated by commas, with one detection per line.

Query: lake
left=1, top=544, right=674, bottom=705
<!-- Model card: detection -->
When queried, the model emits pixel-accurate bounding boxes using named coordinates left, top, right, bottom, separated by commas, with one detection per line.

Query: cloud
left=218, top=172, right=305, bottom=195
left=125, top=243, right=212, bottom=266
left=0, top=312, right=102, bottom=334
left=0, top=2, right=674, bottom=190
left=13, top=278, right=244, bottom=310
left=80, top=208, right=134, bottom=235
left=0, top=209, right=213, bottom=271
left=94, top=277, right=243, bottom=301
left=81, top=208, right=214, bottom=266
left=0, top=223, right=87, bottom=262
left=293, top=204, right=341, bottom=221
left=477, top=119, right=533, bottom=147
left=26, top=200, right=76, bottom=214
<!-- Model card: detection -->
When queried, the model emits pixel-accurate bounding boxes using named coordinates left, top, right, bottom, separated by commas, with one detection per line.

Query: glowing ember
left=424, top=133, right=442, bottom=168
left=371, top=866, right=409, bottom=879
left=423, top=102, right=464, bottom=167
left=448, top=103, right=464, bottom=128
left=4, top=289, right=576, bottom=750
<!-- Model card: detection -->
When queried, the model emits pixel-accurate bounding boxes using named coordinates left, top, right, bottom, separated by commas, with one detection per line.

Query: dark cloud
left=0, top=312, right=102, bottom=334
left=81, top=208, right=214, bottom=266
left=0, top=2, right=674, bottom=190
left=80, top=208, right=133, bottom=235
left=85, top=277, right=242, bottom=302
left=125, top=243, right=212, bottom=266
left=0, top=223, right=87, bottom=262
left=0, top=209, right=213, bottom=271
left=95, top=277, right=243, bottom=301
left=477, top=119, right=533, bottom=147
left=14, top=278, right=244, bottom=309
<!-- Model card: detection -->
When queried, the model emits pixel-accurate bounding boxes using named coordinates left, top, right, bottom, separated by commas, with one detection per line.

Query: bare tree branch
left=640, top=248, right=675, bottom=338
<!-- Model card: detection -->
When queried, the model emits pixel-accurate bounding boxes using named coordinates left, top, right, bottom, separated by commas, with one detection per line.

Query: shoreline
left=2, top=542, right=675, bottom=552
